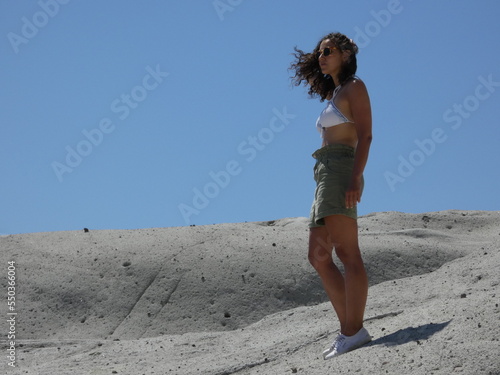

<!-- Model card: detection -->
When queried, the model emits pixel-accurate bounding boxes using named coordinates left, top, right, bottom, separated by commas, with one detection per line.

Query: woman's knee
left=308, top=248, right=331, bottom=271
left=308, top=227, right=332, bottom=270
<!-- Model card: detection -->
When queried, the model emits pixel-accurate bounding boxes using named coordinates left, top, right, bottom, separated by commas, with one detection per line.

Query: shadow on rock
left=369, top=320, right=451, bottom=347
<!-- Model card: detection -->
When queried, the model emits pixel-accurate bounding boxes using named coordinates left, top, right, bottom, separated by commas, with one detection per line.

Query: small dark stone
left=272, top=243, right=277, bottom=247
left=460, top=293, right=467, bottom=298
left=83, top=228, right=89, bottom=233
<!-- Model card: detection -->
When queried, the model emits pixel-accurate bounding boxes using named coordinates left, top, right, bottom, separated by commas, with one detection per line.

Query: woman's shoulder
left=345, top=76, right=366, bottom=87
left=344, top=76, right=368, bottom=95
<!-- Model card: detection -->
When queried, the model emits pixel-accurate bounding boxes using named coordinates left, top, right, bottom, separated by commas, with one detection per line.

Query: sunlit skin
left=308, top=38, right=373, bottom=337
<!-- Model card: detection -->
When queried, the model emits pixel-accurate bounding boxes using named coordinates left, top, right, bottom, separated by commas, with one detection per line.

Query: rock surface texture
left=1, top=210, right=499, bottom=374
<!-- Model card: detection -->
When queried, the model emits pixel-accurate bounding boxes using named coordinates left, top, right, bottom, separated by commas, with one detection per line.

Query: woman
left=291, top=32, right=373, bottom=359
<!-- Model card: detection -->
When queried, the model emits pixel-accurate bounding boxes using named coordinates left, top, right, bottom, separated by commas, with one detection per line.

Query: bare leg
left=308, top=226, right=348, bottom=332
left=308, top=215, right=368, bottom=336
left=325, top=215, right=368, bottom=336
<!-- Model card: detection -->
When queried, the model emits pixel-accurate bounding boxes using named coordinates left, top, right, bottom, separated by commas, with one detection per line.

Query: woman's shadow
left=366, top=320, right=451, bottom=347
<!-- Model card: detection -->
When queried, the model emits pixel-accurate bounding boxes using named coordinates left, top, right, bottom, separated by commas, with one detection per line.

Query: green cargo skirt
left=308, top=144, right=363, bottom=228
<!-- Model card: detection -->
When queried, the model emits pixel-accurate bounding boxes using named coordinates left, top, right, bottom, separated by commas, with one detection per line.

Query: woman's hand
left=346, top=176, right=363, bottom=209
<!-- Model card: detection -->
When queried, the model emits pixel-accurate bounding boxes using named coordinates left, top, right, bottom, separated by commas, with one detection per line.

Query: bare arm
left=345, top=79, right=372, bottom=209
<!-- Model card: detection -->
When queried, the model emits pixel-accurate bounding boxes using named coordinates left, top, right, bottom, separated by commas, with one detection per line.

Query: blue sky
left=1, top=0, right=499, bottom=234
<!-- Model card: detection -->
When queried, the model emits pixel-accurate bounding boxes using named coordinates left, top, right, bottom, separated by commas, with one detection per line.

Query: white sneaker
left=324, top=327, right=371, bottom=360
left=322, top=333, right=341, bottom=359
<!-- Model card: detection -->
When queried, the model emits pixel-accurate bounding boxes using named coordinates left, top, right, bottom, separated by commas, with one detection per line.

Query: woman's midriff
left=321, top=122, right=358, bottom=148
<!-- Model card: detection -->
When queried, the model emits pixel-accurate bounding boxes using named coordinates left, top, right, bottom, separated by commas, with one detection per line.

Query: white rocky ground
left=1, top=210, right=499, bottom=374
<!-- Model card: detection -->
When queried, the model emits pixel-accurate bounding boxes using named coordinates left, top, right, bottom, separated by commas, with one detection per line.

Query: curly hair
left=290, top=32, right=359, bottom=101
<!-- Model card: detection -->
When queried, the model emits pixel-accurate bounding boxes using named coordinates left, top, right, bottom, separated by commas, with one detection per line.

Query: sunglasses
left=316, top=47, right=338, bottom=59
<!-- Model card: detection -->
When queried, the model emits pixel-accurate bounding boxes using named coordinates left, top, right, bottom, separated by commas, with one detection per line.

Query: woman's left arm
left=346, top=79, right=372, bottom=209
